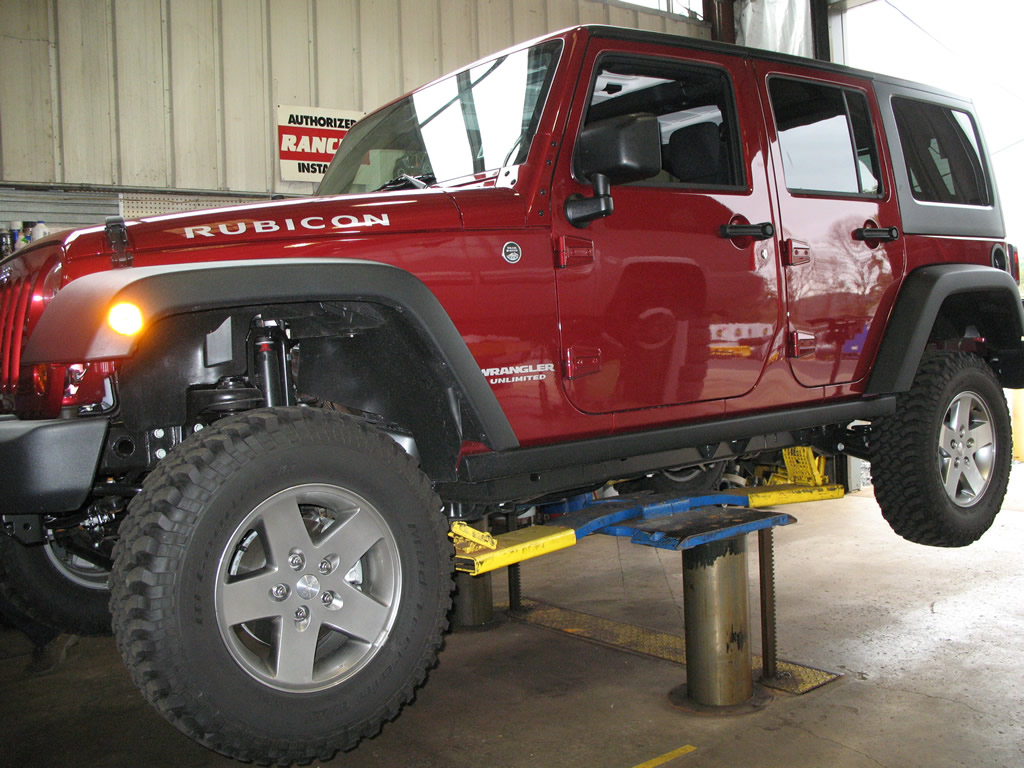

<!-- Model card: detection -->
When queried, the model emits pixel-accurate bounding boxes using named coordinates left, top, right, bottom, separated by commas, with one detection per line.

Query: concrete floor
left=2, top=466, right=1022, bottom=768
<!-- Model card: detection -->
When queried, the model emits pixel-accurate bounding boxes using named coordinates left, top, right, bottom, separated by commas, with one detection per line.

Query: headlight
left=39, top=260, right=63, bottom=305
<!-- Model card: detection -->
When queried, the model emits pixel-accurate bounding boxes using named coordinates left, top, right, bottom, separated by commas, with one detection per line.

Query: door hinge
left=788, top=331, right=816, bottom=358
left=554, top=235, right=594, bottom=268
left=563, top=346, right=601, bottom=379
left=783, top=238, right=810, bottom=266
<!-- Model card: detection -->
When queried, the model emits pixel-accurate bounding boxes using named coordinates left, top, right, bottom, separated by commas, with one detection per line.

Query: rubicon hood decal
left=183, top=213, right=391, bottom=239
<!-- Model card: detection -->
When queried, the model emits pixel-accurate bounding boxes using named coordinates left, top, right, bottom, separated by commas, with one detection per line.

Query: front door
left=551, top=40, right=781, bottom=415
left=754, top=62, right=906, bottom=388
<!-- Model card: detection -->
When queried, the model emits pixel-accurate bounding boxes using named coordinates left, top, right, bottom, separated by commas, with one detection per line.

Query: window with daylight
left=768, top=77, right=882, bottom=196
left=613, top=0, right=704, bottom=18
left=583, top=56, right=744, bottom=188
left=891, top=97, right=990, bottom=206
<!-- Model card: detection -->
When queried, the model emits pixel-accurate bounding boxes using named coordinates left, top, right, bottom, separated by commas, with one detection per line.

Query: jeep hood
left=55, top=188, right=526, bottom=268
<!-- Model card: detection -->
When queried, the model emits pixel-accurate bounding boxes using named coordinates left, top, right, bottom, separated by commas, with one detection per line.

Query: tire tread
left=872, top=351, right=1011, bottom=547
left=110, top=407, right=452, bottom=765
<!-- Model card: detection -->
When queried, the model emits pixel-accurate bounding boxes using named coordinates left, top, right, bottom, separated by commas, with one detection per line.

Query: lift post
left=449, top=478, right=845, bottom=708
left=681, top=535, right=752, bottom=707
left=450, top=519, right=495, bottom=628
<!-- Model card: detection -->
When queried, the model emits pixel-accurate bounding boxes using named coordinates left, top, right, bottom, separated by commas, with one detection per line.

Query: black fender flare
left=866, top=264, right=1024, bottom=394
left=24, top=258, right=519, bottom=451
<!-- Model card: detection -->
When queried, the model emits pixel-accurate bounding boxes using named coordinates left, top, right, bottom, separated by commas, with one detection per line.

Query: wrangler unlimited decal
left=482, top=363, right=556, bottom=384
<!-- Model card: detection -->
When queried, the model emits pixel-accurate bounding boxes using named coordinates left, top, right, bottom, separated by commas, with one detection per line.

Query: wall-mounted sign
left=277, top=105, right=364, bottom=183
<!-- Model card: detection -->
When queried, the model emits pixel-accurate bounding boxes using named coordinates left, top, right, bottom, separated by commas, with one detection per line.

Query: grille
left=0, top=266, right=42, bottom=401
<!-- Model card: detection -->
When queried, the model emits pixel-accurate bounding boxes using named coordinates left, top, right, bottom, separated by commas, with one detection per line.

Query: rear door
left=550, top=38, right=782, bottom=415
left=754, top=62, right=906, bottom=388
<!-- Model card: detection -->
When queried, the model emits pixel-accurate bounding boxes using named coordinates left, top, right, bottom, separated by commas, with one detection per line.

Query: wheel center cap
left=296, top=574, right=321, bottom=600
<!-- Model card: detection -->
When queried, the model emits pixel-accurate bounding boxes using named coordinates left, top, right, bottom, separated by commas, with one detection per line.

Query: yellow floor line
left=508, top=599, right=841, bottom=695
left=631, top=744, right=697, bottom=768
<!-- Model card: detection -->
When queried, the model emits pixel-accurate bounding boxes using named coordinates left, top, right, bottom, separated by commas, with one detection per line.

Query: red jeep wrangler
left=1, top=25, right=1021, bottom=764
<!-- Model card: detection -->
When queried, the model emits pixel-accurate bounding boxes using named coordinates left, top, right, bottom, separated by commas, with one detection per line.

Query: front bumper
left=0, top=414, right=108, bottom=516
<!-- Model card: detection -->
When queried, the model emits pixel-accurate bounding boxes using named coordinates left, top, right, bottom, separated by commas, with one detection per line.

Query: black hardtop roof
left=582, top=24, right=971, bottom=105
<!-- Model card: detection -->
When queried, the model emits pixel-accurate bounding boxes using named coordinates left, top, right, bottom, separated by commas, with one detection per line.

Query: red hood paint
left=45, top=187, right=527, bottom=279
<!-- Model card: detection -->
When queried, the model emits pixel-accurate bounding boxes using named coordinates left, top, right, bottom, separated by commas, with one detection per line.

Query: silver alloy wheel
left=215, top=483, right=402, bottom=693
left=938, top=390, right=995, bottom=507
left=42, top=539, right=109, bottom=590
left=661, top=466, right=706, bottom=483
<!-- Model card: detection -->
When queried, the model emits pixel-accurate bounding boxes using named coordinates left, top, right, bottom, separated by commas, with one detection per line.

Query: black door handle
left=853, top=226, right=900, bottom=242
left=720, top=222, right=775, bottom=240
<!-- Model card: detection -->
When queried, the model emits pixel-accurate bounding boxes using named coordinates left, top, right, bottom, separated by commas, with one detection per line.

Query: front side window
left=317, top=40, right=561, bottom=195
left=768, top=77, right=881, bottom=196
left=583, top=56, right=744, bottom=188
left=891, top=97, right=990, bottom=206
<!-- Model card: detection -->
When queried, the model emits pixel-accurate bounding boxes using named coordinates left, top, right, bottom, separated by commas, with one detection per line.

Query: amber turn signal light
left=107, top=302, right=143, bottom=336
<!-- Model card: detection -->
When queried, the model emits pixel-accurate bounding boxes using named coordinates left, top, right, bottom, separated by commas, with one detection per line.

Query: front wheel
left=110, top=408, right=452, bottom=764
left=872, top=351, right=1012, bottom=547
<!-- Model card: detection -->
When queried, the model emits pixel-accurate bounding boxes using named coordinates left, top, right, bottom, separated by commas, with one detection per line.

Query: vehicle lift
left=449, top=449, right=845, bottom=711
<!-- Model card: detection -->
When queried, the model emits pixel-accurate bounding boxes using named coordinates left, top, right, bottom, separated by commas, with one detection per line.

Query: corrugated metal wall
left=0, top=0, right=708, bottom=197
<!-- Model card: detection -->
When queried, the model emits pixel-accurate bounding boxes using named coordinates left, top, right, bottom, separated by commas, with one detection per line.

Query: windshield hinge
left=105, top=216, right=133, bottom=268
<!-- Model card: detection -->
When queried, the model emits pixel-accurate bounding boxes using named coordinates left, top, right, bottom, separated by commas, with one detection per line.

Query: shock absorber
left=252, top=320, right=294, bottom=407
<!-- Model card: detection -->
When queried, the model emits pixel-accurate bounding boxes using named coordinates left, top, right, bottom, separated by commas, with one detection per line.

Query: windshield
left=317, top=40, right=562, bottom=195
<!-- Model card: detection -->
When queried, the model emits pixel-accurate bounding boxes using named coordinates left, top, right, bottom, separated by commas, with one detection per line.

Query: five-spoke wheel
left=873, top=351, right=1011, bottom=546
left=110, top=408, right=451, bottom=764
left=216, top=483, right=401, bottom=692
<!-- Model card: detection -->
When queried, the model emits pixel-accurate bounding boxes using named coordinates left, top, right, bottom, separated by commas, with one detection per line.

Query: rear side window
left=768, top=77, right=881, bottom=196
left=891, top=97, right=990, bottom=206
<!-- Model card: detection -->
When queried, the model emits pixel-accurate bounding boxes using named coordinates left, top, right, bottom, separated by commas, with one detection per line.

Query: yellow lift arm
left=450, top=480, right=844, bottom=576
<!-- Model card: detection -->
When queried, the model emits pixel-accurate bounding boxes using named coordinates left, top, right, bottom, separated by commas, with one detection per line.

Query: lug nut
left=271, top=583, right=289, bottom=601
left=289, top=553, right=305, bottom=570
left=319, top=559, right=333, bottom=575
left=294, top=605, right=309, bottom=621
left=321, top=591, right=334, bottom=606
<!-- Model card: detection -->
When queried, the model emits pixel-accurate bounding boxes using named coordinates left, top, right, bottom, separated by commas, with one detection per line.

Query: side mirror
left=576, top=113, right=662, bottom=184
left=566, top=113, right=662, bottom=228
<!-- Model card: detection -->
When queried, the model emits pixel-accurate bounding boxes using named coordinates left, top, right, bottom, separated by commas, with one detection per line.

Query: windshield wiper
left=374, top=173, right=436, bottom=192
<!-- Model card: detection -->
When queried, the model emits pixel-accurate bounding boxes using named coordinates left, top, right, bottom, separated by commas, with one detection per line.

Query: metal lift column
left=681, top=535, right=752, bottom=706
left=450, top=476, right=846, bottom=708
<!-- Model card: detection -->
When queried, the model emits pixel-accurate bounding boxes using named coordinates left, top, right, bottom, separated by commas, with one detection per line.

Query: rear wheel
left=872, top=351, right=1011, bottom=546
left=110, top=407, right=452, bottom=764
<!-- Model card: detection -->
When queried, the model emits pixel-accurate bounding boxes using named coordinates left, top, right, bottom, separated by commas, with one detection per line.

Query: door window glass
left=891, top=97, right=990, bottom=206
left=584, top=57, right=744, bottom=188
left=768, top=77, right=881, bottom=196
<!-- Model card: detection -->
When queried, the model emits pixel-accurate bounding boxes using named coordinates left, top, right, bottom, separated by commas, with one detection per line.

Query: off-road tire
left=110, top=407, right=452, bottom=765
left=0, top=532, right=111, bottom=636
left=872, top=351, right=1011, bottom=547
